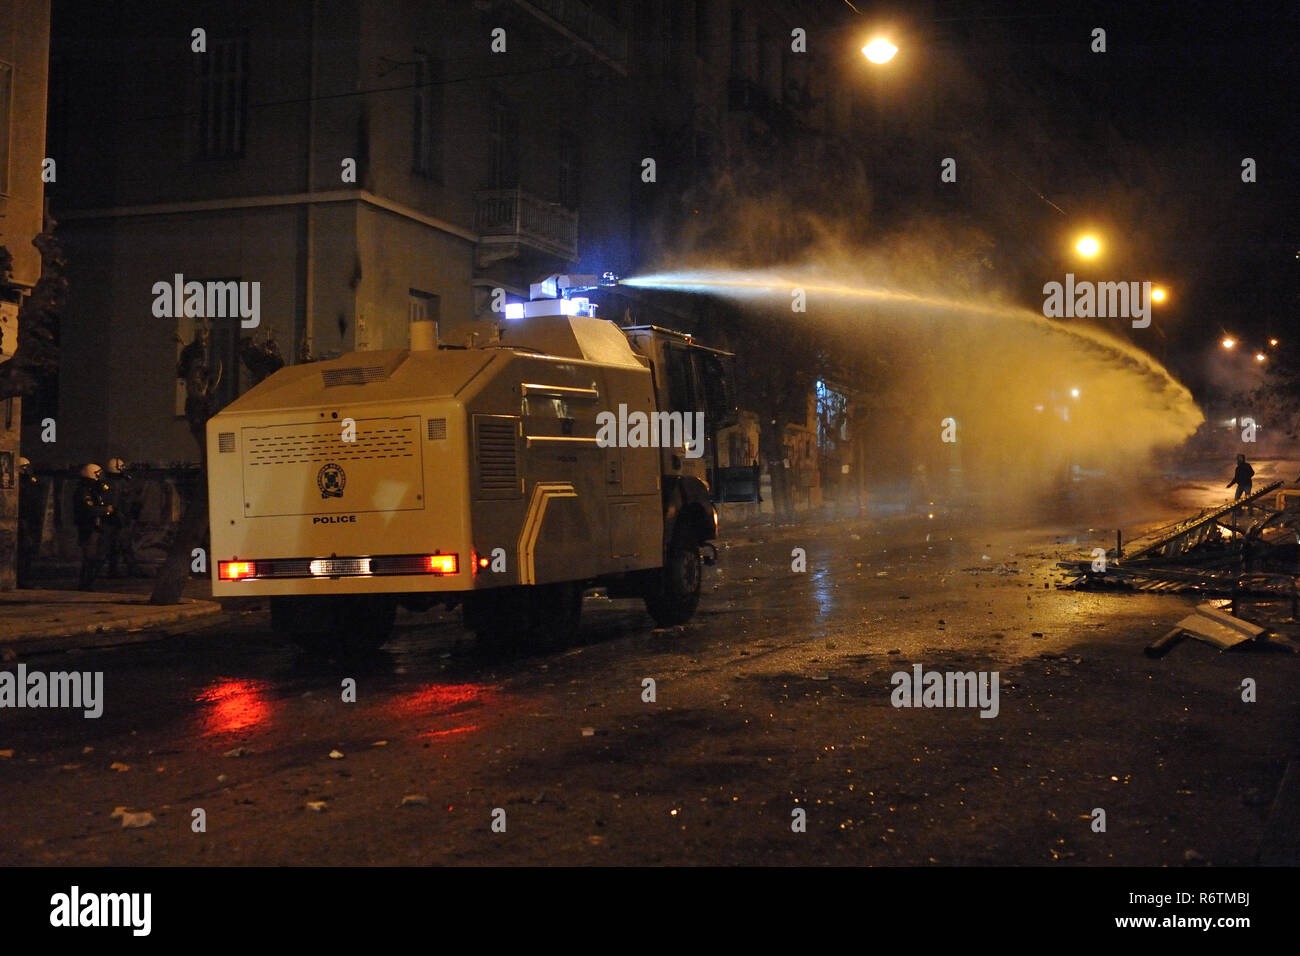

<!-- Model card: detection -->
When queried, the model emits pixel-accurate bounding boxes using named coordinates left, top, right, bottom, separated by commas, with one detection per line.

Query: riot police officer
left=16, top=457, right=43, bottom=587
left=73, top=463, right=113, bottom=590
left=102, top=457, right=143, bottom=578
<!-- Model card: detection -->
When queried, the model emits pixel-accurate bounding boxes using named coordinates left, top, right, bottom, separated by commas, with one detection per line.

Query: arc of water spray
left=619, top=270, right=1201, bottom=424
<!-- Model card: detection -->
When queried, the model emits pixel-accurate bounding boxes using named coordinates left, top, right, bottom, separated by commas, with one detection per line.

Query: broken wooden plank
left=1171, top=603, right=1266, bottom=650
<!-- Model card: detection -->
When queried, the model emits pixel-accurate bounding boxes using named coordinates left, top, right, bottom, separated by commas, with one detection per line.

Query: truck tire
left=531, top=581, right=582, bottom=647
left=462, top=588, right=520, bottom=647
left=464, top=582, right=582, bottom=651
left=643, top=526, right=702, bottom=627
left=270, top=595, right=396, bottom=656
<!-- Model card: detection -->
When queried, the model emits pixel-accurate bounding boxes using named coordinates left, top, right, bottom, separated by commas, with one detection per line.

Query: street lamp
left=1075, top=236, right=1100, bottom=258
left=862, top=37, right=899, bottom=64
left=1221, top=337, right=1236, bottom=349
left=1151, top=287, right=1167, bottom=303
left=1255, top=353, right=1267, bottom=362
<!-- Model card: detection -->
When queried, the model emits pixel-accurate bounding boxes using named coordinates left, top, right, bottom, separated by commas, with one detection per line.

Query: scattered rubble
left=1058, top=482, right=1300, bottom=655
left=1145, top=603, right=1266, bottom=657
left=1060, top=481, right=1292, bottom=597
left=111, top=807, right=156, bottom=829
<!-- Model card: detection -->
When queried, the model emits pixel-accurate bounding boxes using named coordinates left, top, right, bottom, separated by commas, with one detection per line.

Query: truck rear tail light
left=425, top=554, right=459, bottom=575
left=219, top=561, right=256, bottom=581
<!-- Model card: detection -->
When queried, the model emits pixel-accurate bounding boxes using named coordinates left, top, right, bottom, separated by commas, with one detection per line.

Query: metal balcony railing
left=522, top=0, right=628, bottom=64
left=475, top=188, right=578, bottom=262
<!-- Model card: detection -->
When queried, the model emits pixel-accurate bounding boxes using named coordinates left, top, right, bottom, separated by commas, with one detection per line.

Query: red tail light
left=425, top=554, right=458, bottom=575
left=219, top=561, right=256, bottom=581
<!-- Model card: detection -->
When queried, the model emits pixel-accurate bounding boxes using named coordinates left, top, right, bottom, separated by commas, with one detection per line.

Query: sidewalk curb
left=0, top=591, right=224, bottom=655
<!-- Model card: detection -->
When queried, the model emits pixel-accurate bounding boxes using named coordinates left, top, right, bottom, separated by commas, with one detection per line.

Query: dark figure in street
left=1227, top=453, right=1254, bottom=500
left=73, top=463, right=114, bottom=590
left=16, top=457, right=44, bottom=587
left=102, top=457, right=144, bottom=577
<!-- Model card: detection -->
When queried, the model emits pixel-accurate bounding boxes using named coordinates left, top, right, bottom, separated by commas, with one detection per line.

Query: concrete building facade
left=46, top=0, right=857, bottom=478
left=0, top=0, right=52, bottom=587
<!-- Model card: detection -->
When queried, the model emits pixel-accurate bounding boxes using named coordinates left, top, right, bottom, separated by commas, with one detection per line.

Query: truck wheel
left=464, top=583, right=582, bottom=650
left=270, top=595, right=396, bottom=656
left=463, top=588, right=526, bottom=649
left=643, top=527, right=703, bottom=627
left=530, top=581, right=583, bottom=648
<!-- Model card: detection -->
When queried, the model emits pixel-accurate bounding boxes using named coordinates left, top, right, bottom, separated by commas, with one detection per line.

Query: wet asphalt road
left=2, top=505, right=1298, bottom=866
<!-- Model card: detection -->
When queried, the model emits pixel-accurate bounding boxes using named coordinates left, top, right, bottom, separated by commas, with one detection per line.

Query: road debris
left=1061, top=481, right=1293, bottom=596
left=111, top=807, right=156, bottom=829
left=1145, top=603, right=1267, bottom=657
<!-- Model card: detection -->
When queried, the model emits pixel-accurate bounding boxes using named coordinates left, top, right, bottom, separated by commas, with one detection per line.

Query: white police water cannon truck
left=206, top=274, right=754, bottom=653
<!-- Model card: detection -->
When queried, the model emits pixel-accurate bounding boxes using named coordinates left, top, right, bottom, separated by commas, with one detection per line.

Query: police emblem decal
left=317, top=462, right=346, bottom=499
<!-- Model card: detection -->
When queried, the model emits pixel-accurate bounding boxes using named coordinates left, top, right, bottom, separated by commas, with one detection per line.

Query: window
left=667, top=345, right=696, bottom=412
left=694, top=0, right=711, bottom=61
left=558, top=129, right=581, bottom=208
left=209, top=317, right=241, bottom=411
left=194, top=37, right=249, bottom=159
left=729, top=7, right=744, bottom=77
left=0, top=61, right=11, bottom=195
left=663, top=0, right=681, bottom=69
left=488, top=94, right=519, bottom=189
left=816, top=380, right=848, bottom=454
left=408, top=289, right=440, bottom=326
left=412, top=54, right=442, bottom=179
left=174, top=289, right=241, bottom=417
left=757, top=26, right=771, bottom=92
left=693, top=131, right=713, bottom=180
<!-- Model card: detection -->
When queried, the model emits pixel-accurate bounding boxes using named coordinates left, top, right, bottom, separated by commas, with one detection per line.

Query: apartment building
left=46, top=0, right=856, bottom=468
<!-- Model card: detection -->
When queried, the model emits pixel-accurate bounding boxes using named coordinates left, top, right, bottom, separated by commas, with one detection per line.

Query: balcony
left=475, top=188, right=579, bottom=265
left=513, top=0, right=628, bottom=72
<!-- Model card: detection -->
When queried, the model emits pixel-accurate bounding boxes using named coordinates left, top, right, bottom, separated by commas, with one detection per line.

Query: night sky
left=850, top=0, right=1298, bottom=389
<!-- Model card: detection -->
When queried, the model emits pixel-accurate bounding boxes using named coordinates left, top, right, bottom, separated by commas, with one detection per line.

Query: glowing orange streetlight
left=1221, top=337, right=1236, bottom=349
left=1151, top=287, right=1167, bottom=303
left=1075, top=236, right=1100, bottom=258
left=862, top=37, right=899, bottom=63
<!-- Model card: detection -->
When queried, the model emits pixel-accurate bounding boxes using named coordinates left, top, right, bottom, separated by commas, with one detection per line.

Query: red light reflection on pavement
left=387, top=683, right=498, bottom=740
left=194, top=678, right=273, bottom=737
left=421, top=724, right=480, bottom=739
